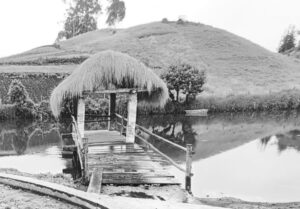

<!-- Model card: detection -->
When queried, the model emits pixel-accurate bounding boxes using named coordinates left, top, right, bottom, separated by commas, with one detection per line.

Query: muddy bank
left=194, top=197, right=300, bottom=209
left=102, top=185, right=191, bottom=202
left=0, top=184, right=80, bottom=209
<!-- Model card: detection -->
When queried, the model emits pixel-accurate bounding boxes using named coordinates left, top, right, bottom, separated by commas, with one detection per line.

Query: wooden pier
left=69, top=112, right=193, bottom=194
left=85, top=130, right=179, bottom=186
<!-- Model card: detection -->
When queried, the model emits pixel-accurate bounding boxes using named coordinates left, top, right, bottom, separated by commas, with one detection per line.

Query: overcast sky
left=0, top=0, right=300, bottom=58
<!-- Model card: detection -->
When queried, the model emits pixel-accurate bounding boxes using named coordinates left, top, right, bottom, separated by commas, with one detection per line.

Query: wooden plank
left=102, top=178, right=179, bottom=185
left=61, top=151, right=73, bottom=159
left=87, top=168, right=103, bottom=194
left=102, top=173, right=175, bottom=178
left=62, top=145, right=77, bottom=152
left=78, top=125, right=182, bottom=187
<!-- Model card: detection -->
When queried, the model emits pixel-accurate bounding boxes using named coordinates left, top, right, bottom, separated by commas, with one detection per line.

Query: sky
left=1, top=0, right=300, bottom=58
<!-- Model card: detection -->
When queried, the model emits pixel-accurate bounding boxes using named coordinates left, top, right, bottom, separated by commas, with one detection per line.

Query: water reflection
left=137, top=111, right=300, bottom=162
left=138, top=111, right=300, bottom=202
left=0, top=120, right=69, bottom=174
left=261, top=130, right=300, bottom=153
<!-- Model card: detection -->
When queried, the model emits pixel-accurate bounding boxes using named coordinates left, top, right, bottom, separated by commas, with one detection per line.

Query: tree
left=7, top=79, right=37, bottom=119
left=106, top=0, right=126, bottom=26
left=57, top=0, right=125, bottom=41
left=161, top=63, right=206, bottom=104
left=278, top=26, right=296, bottom=54
left=8, top=79, right=29, bottom=104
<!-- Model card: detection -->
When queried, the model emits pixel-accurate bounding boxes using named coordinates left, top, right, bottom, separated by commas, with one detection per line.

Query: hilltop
left=1, top=20, right=300, bottom=102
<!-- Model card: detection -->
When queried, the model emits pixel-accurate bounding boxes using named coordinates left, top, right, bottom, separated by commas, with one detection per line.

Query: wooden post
left=108, top=93, right=116, bottom=131
left=77, top=98, right=85, bottom=138
left=120, top=116, right=124, bottom=135
left=126, top=91, right=137, bottom=143
left=83, top=137, right=89, bottom=184
left=185, top=144, right=193, bottom=193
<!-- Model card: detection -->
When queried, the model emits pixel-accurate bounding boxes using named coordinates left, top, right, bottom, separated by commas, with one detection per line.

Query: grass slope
left=1, top=21, right=300, bottom=99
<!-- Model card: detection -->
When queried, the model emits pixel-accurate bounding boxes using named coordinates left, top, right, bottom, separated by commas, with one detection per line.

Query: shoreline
left=0, top=168, right=299, bottom=209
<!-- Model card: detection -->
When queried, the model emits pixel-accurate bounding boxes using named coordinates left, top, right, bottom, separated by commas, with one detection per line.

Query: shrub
left=7, top=79, right=29, bottom=104
left=0, top=104, right=16, bottom=120
left=4, top=79, right=37, bottom=119
left=189, top=89, right=300, bottom=113
left=161, top=18, right=169, bottom=23
left=15, top=99, right=37, bottom=119
left=36, top=100, right=53, bottom=120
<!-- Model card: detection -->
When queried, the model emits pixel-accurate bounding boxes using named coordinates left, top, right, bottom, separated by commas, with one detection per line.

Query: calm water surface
left=0, top=120, right=70, bottom=174
left=137, top=112, right=300, bottom=202
left=1, top=112, right=300, bottom=202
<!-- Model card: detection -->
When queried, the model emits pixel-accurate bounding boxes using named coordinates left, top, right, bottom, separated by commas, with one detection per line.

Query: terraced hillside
left=1, top=21, right=300, bottom=102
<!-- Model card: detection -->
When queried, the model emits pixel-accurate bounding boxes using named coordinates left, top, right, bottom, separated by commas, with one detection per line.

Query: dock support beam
left=126, top=90, right=137, bottom=143
left=185, top=144, right=193, bottom=193
left=82, top=137, right=89, bottom=184
left=77, top=98, right=85, bottom=138
left=108, top=93, right=116, bottom=131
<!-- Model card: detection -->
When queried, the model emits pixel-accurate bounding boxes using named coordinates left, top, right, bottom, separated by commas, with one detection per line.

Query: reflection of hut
left=50, top=50, right=168, bottom=143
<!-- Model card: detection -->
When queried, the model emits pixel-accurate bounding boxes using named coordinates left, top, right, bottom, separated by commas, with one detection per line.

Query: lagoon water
left=1, top=112, right=300, bottom=202
left=137, top=112, right=300, bottom=202
left=0, top=121, right=69, bottom=174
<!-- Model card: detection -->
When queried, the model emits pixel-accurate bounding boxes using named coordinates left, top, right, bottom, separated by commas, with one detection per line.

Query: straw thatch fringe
left=50, top=50, right=169, bottom=117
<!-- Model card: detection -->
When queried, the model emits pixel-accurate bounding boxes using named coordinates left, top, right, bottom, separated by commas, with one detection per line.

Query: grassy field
left=1, top=20, right=300, bottom=110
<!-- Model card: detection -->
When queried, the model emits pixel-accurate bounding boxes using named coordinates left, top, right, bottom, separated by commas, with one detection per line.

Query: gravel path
left=0, top=184, right=81, bottom=209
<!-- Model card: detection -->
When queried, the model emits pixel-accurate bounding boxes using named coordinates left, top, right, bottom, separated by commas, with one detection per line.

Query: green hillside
left=1, top=21, right=300, bottom=101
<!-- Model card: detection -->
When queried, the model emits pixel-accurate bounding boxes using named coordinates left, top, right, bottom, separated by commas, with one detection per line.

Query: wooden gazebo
left=50, top=50, right=169, bottom=143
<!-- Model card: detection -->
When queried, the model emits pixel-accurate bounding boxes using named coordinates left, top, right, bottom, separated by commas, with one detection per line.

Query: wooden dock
left=69, top=113, right=193, bottom=194
left=84, top=130, right=179, bottom=189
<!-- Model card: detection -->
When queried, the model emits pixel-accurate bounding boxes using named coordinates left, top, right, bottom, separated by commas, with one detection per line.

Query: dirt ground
left=0, top=184, right=80, bottom=209
left=1, top=169, right=300, bottom=209
left=0, top=168, right=77, bottom=188
left=102, top=184, right=190, bottom=202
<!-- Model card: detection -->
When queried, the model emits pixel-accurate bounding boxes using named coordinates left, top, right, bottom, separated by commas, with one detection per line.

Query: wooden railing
left=115, top=113, right=193, bottom=193
left=71, top=116, right=89, bottom=182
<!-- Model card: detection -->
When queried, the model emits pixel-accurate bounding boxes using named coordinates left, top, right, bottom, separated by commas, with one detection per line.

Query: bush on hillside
left=15, top=99, right=37, bottom=119
left=5, top=79, right=37, bottom=119
left=161, top=18, right=169, bottom=23
left=36, top=100, right=53, bottom=120
left=0, top=104, right=16, bottom=120
left=7, top=79, right=29, bottom=104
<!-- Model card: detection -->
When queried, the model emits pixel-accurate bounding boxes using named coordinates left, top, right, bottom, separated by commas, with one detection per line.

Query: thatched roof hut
left=50, top=50, right=169, bottom=117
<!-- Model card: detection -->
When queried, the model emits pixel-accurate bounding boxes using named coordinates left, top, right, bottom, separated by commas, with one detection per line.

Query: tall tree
left=106, top=0, right=126, bottom=26
left=57, top=0, right=125, bottom=41
left=278, top=26, right=296, bottom=54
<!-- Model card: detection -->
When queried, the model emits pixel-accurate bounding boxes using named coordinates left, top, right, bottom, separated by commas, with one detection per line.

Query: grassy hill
left=1, top=20, right=300, bottom=107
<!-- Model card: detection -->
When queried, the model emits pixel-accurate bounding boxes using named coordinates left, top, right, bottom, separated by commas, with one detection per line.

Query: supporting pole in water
left=77, top=98, right=85, bottom=138
left=120, top=116, right=124, bottom=135
left=108, top=93, right=116, bottom=131
left=185, top=144, right=193, bottom=193
left=126, top=90, right=137, bottom=143
left=82, top=137, right=89, bottom=184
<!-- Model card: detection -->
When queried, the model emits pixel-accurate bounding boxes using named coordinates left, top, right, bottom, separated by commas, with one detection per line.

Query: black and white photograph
left=0, top=0, right=300, bottom=208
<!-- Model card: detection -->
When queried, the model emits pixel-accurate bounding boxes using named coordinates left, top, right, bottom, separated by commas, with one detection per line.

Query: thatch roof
left=50, top=50, right=169, bottom=117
